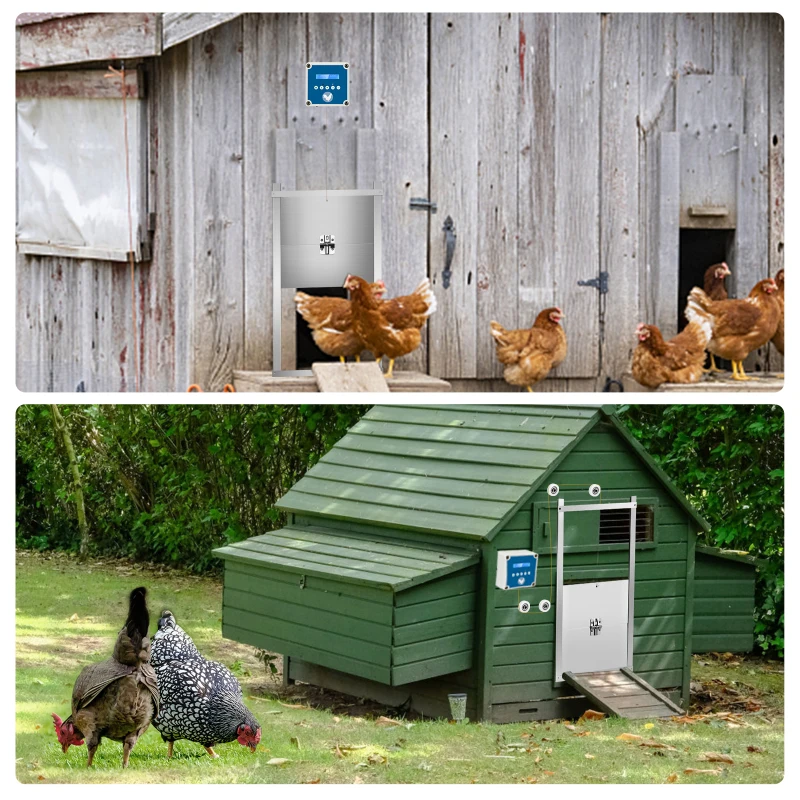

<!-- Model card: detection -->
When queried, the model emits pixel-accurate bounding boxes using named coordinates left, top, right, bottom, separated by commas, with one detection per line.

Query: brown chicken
left=345, top=274, right=437, bottom=378
left=704, top=261, right=731, bottom=300
left=686, top=278, right=780, bottom=380
left=52, top=587, right=160, bottom=768
left=702, top=261, right=732, bottom=372
left=294, top=283, right=382, bottom=362
left=490, top=308, right=567, bottom=392
left=771, top=269, right=784, bottom=355
left=631, top=320, right=712, bottom=388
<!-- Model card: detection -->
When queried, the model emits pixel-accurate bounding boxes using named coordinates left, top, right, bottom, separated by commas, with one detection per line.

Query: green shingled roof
left=214, top=525, right=479, bottom=590
left=275, top=405, right=603, bottom=540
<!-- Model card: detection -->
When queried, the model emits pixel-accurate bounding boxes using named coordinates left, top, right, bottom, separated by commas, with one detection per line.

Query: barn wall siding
left=16, top=13, right=782, bottom=391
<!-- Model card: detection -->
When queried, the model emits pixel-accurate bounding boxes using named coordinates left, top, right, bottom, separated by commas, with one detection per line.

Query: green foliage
left=16, top=404, right=368, bottom=573
left=619, top=405, right=784, bottom=657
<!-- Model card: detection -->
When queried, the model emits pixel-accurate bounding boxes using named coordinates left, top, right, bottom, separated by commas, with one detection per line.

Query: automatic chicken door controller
left=496, top=550, right=538, bottom=590
left=306, top=62, right=350, bottom=106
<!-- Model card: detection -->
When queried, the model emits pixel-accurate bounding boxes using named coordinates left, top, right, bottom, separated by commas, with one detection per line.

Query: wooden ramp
left=233, top=369, right=451, bottom=393
left=563, top=668, right=684, bottom=719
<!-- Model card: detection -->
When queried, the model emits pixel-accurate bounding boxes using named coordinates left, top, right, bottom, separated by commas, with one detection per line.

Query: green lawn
left=16, top=550, right=784, bottom=784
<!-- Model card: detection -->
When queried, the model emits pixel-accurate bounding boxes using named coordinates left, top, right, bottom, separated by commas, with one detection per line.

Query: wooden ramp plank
left=312, top=362, right=390, bottom=393
left=563, top=669, right=683, bottom=719
left=233, top=369, right=452, bottom=393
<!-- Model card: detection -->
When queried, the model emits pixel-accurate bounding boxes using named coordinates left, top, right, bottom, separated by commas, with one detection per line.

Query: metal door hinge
left=442, top=216, right=456, bottom=289
left=577, top=271, right=609, bottom=294
left=409, top=197, right=437, bottom=213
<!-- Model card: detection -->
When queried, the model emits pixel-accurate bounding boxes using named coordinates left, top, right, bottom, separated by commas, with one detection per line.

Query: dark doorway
left=678, top=228, right=734, bottom=331
left=295, top=286, right=348, bottom=370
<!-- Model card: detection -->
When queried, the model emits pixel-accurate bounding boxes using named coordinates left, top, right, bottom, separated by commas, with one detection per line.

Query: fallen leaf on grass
left=579, top=709, right=606, bottom=722
left=303, top=778, right=321, bottom=784
left=747, top=745, right=764, bottom=753
left=644, top=722, right=655, bottom=730
left=617, top=733, right=643, bottom=742
left=699, top=752, right=734, bottom=764
left=563, top=723, right=577, bottom=732
left=290, top=736, right=300, bottom=749
left=267, top=758, right=290, bottom=766
left=34, top=725, right=41, bottom=730
left=367, top=753, right=387, bottom=765
left=640, top=739, right=677, bottom=751
left=278, top=702, right=307, bottom=709
left=666, top=773, right=678, bottom=783
left=68, top=614, right=78, bottom=622
left=333, top=716, right=341, bottom=723
left=684, top=768, right=722, bottom=776
left=584, top=753, right=596, bottom=760
left=353, top=776, right=364, bottom=784
left=573, top=731, right=592, bottom=738
left=523, top=776, right=538, bottom=783
left=417, top=762, right=433, bottom=771
left=37, top=776, right=46, bottom=782
left=542, top=770, right=556, bottom=777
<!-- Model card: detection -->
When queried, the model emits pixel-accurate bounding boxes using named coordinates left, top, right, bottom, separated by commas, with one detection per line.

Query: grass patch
left=16, top=550, right=784, bottom=784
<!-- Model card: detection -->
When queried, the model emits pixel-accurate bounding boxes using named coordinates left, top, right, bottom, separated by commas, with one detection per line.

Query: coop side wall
left=692, top=554, right=756, bottom=653
left=484, top=422, right=696, bottom=722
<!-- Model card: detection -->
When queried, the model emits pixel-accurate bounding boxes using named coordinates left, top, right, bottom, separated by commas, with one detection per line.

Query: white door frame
left=555, top=496, right=637, bottom=684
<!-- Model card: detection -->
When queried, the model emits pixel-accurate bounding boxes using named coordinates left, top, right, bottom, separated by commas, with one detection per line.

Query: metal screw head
left=306, top=63, right=311, bottom=69
left=344, top=63, right=349, bottom=69
left=306, top=100, right=312, bottom=106
left=344, top=100, right=349, bottom=106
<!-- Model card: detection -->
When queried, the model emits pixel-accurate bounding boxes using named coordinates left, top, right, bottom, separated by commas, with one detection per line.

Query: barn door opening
left=677, top=228, right=734, bottom=332
left=555, top=496, right=637, bottom=683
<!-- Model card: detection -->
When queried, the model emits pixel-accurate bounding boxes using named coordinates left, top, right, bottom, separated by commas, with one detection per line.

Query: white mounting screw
left=518, top=600, right=531, bottom=613
left=589, top=484, right=601, bottom=498
left=547, top=483, right=559, bottom=497
left=538, top=599, right=551, bottom=613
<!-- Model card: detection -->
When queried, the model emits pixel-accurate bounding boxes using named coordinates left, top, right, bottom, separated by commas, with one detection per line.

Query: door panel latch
left=577, top=271, right=609, bottom=294
left=319, top=234, right=335, bottom=255
left=442, top=216, right=456, bottom=289
left=409, top=197, right=437, bottom=213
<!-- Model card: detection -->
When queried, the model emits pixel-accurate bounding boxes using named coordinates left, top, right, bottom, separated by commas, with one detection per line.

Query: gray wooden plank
left=373, top=13, right=429, bottom=373
left=676, top=74, right=744, bottom=136
left=639, top=14, right=677, bottom=330
left=190, top=19, right=244, bottom=390
left=656, top=133, right=681, bottom=337
left=275, top=128, right=298, bottom=372
left=428, top=13, right=479, bottom=379
left=600, top=13, right=640, bottom=382
left=16, top=12, right=161, bottom=71
left=518, top=14, right=558, bottom=364
left=768, top=13, right=784, bottom=373
left=243, top=14, right=280, bottom=371
left=162, top=12, right=242, bottom=50
left=476, top=13, right=519, bottom=380
left=312, top=361, right=389, bottom=392
left=554, top=13, right=601, bottom=377
left=676, top=13, right=714, bottom=76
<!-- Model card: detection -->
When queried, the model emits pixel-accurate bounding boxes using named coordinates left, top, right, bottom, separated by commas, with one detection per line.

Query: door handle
left=442, top=215, right=456, bottom=289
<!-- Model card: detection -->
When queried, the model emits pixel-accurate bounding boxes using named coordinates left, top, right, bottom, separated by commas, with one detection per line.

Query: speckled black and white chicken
left=150, top=610, right=261, bottom=758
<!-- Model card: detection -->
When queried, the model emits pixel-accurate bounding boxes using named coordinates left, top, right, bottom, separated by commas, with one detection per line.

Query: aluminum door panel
left=280, top=243, right=374, bottom=287
left=560, top=580, right=628, bottom=677
left=279, top=196, right=375, bottom=245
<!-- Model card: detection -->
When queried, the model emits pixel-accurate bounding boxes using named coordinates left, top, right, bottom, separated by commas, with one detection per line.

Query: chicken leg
left=167, top=741, right=174, bottom=759
left=205, top=746, right=220, bottom=759
left=704, top=354, right=724, bottom=373
left=385, top=359, right=396, bottom=379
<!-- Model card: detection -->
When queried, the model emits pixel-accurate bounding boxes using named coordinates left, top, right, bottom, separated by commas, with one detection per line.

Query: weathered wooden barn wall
left=16, top=13, right=783, bottom=392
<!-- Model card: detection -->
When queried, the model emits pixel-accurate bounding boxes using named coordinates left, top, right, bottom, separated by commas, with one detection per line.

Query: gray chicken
left=52, top=587, right=160, bottom=768
left=150, top=610, right=261, bottom=758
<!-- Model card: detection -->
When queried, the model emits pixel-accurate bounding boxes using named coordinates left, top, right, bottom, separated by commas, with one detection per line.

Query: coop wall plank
left=600, top=13, right=641, bottom=381
left=373, top=13, right=429, bottom=373
left=553, top=13, right=601, bottom=377
left=768, top=13, right=784, bottom=373
left=190, top=19, right=244, bottom=389
left=428, top=13, right=479, bottom=379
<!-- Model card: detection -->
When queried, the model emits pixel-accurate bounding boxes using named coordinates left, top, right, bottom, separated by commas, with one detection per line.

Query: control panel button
left=322, top=92, right=333, bottom=103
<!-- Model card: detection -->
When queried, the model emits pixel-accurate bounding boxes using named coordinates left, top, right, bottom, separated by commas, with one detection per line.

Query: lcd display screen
left=316, top=73, right=340, bottom=79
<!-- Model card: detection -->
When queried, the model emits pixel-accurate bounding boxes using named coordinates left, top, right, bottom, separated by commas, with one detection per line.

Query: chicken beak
left=249, top=743, right=258, bottom=753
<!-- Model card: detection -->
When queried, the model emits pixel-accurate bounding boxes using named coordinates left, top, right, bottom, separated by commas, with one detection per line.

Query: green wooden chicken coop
left=215, top=405, right=752, bottom=722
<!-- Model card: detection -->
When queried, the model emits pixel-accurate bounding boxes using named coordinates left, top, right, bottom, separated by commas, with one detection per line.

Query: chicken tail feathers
left=684, top=290, right=714, bottom=342
left=125, top=586, right=150, bottom=643
left=412, top=278, right=437, bottom=317
left=490, top=321, right=509, bottom=343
